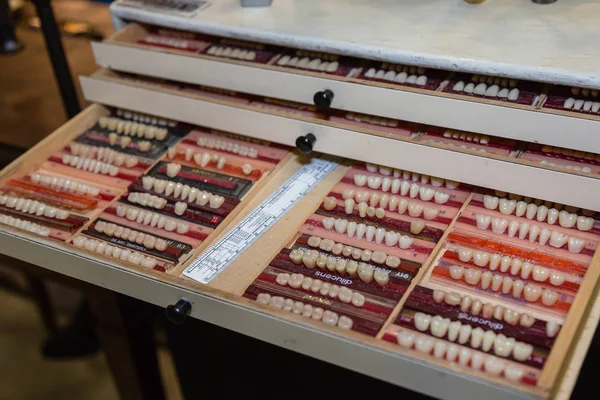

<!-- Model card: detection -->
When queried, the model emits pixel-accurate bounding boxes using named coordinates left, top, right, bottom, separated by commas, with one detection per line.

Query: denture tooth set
left=0, top=107, right=289, bottom=273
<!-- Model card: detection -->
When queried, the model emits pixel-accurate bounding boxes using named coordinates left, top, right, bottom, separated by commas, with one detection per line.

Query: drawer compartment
left=92, top=23, right=600, bottom=154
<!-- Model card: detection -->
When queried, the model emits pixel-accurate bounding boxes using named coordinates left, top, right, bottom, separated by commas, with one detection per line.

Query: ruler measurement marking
left=183, top=158, right=338, bottom=284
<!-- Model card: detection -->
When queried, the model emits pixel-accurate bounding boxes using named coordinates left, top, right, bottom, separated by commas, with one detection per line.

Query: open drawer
left=1, top=103, right=599, bottom=400
left=80, top=69, right=600, bottom=212
left=92, top=23, right=600, bottom=154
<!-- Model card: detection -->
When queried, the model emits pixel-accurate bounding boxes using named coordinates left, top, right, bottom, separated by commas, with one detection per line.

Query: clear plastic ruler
left=183, top=157, right=338, bottom=284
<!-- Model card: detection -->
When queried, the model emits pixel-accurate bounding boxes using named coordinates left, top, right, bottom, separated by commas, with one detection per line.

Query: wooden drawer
left=80, top=69, right=600, bottom=212
left=1, top=103, right=599, bottom=400
left=92, top=23, right=600, bottom=154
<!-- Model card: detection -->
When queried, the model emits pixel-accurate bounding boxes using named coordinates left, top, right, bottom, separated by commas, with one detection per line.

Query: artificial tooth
left=447, top=321, right=461, bottom=342
left=558, top=210, right=577, bottom=228
left=493, top=305, right=505, bottom=321
left=513, top=201, right=527, bottom=217
left=410, top=220, right=426, bottom=235
left=512, top=342, right=533, bottom=362
left=398, top=235, right=414, bottom=249
left=408, top=203, right=424, bottom=217
left=367, top=176, right=382, bottom=189
left=174, top=202, right=187, bottom=216
left=358, top=202, right=368, bottom=218
left=541, top=289, right=559, bottom=306
left=504, top=366, right=524, bottom=382
left=538, top=228, right=551, bottom=246
left=353, top=174, right=367, bottom=186
left=365, top=226, right=376, bottom=242
left=486, top=253, right=500, bottom=271
left=316, top=254, right=327, bottom=269
left=419, top=187, right=435, bottom=202
left=366, top=206, right=376, bottom=217
left=334, top=219, right=348, bottom=234
left=491, top=274, right=503, bottom=292
left=464, top=269, right=482, bottom=285
left=433, top=341, right=447, bottom=359
left=319, top=239, right=334, bottom=252
left=536, top=205, right=549, bottom=222
left=323, top=196, right=337, bottom=210
left=444, top=292, right=461, bottom=306
left=526, top=203, right=537, bottom=220
left=532, top=266, right=549, bottom=282
left=397, top=198, right=409, bottom=214
left=322, top=217, right=335, bottom=230
left=480, top=271, right=493, bottom=289
left=357, top=263, right=374, bottom=283
left=511, top=280, right=525, bottom=299
left=473, top=251, right=490, bottom=267
left=374, top=269, right=389, bottom=286
left=528, top=225, right=540, bottom=243
left=381, top=177, right=392, bottom=192
left=355, top=191, right=369, bottom=203
left=289, top=249, right=304, bottom=264
left=449, top=265, right=465, bottom=280
left=355, top=224, right=366, bottom=240
left=409, top=183, right=420, bottom=199
left=523, top=284, right=542, bottom=302
left=397, top=331, right=416, bottom=348
left=499, top=199, right=516, bottom=215
left=361, top=249, right=372, bottom=262
left=471, top=300, right=483, bottom=316
left=470, top=327, right=484, bottom=349
left=384, top=231, right=399, bottom=247
left=549, top=231, right=569, bottom=248
left=546, top=321, right=561, bottom=338
left=433, top=290, right=446, bottom=303
left=484, top=357, right=505, bottom=376
left=434, top=192, right=450, bottom=204
left=508, top=220, right=520, bottom=238
left=423, top=207, right=439, bottom=220
left=482, top=303, right=494, bottom=319
left=166, top=163, right=181, bottom=178
left=344, top=199, right=355, bottom=214
left=430, top=316, right=450, bottom=338
left=460, top=295, right=472, bottom=312
left=491, top=218, right=508, bottom=234
left=351, top=292, right=365, bottom=307
left=549, top=270, right=566, bottom=286
left=482, top=330, right=496, bottom=352
left=415, top=336, right=435, bottom=354
left=567, top=237, right=585, bottom=253
left=476, top=214, right=492, bottom=230
left=400, top=181, right=411, bottom=196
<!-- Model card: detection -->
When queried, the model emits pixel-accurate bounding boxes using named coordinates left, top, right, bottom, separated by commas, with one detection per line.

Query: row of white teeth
left=306, top=235, right=402, bottom=268
left=256, top=293, right=353, bottom=329
left=539, top=159, right=593, bottom=174
left=141, top=176, right=225, bottom=209
left=397, top=329, right=525, bottom=381
left=426, top=139, right=489, bottom=153
left=275, top=272, right=366, bottom=307
left=98, top=117, right=169, bottom=140
left=570, top=87, right=598, bottom=97
left=289, top=247, right=391, bottom=287
left=115, top=204, right=190, bottom=234
left=61, top=154, right=119, bottom=177
left=30, top=172, right=100, bottom=197
left=482, top=195, right=595, bottom=231
left=69, top=142, right=138, bottom=168
left=540, top=145, right=600, bottom=162
left=169, top=148, right=251, bottom=174
left=562, top=98, right=600, bottom=113
left=475, top=213, right=587, bottom=253
left=449, top=265, right=559, bottom=306
left=364, top=68, right=427, bottom=86
left=456, top=246, right=566, bottom=286
left=195, top=137, right=258, bottom=158
left=413, top=312, right=533, bottom=361
left=115, top=108, right=175, bottom=127
left=0, top=195, right=69, bottom=220
left=94, top=220, right=168, bottom=251
left=431, top=289, right=555, bottom=335
left=127, top=192, right=168, bottom=210
left=72, top=236, right=159, bottom=269
left=108, top=133, right=152, bottom=152
left=276, top=56, right=339, bottom=73
left=344, top=112, right=400, bottom=127
left=144, top=35, right=194, bottom=50
left=442, top=130, right=491, bottom=144
left=0, top=214, right=51, bottom=236
left=452, top=82, right=520, bottom=100
left=207, top=46, right=257, bottom=61
left=491, top=191, right=594, bottom=216
left=352, top=175, right=451, bottom=205
left=365, top=163, right=460, bottom=190
left=295, top=50, right=339, bottom=61
left=321, top=217, right=416, bottom=250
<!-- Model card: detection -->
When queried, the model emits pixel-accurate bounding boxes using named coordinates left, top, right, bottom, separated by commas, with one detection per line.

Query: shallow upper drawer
left=93, top=23, right=600, bottom=154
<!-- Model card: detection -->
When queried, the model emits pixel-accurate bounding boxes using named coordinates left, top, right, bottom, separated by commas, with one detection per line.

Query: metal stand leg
left=0, top=0, right=24, bottom=54
left=29, top=0, right=80, bottom=118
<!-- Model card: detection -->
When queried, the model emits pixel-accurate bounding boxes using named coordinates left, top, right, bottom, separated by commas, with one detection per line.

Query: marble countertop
left=111, top=0, right=600, bottom=88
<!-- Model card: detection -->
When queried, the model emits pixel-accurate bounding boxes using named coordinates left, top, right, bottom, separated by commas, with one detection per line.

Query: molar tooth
left=577, top=216, right=594, bottom=231
left=374, top=268, right=389, bottom=286
left=434, top=192, right=450, bottom=204
left=353, top=174, right=367, bottom=186
left=449, top=265, right=465, bottom=280
left=532, top=266, right=549, bottom=282
left=367, top=176, right=382, bottom=189
left=408, top=202, right=424, bottom=217
left=430, top=316, right=450, bottom=338
left=357, top=263, right=374, bottom=283
left=419, top=187, right=435, bottom=202
left=558, top=210, right=577, bottom=228
left=549, top=231, right=569, bottom=248
left=513, top=342, right=533, bottom=362
left=473, top=251, right=490, bottom=267
left=476, top=214, right=491, bottom=230
left=410, top=220, right=426, bottom=235
left=491, top=218, right=509, bottom=234
left=384, top=231, right=399, bottom=246
left=334, top=219, right=348, bottom=234
left=398, top=235, right=414, bottom=249
left=484, top=357, right=505, bottom=376
left=541, top=289, right=559, bottom=306
left=523, top=284, right=542, bottom=302
left=498, top=199, right=516, bottom=215
left=415, top=336, right=435, bottom=354
left=423, top=207, right=439, bottom=220
left=166, top=163, right=181, bottom=178
left=567, top=237, right=585, bottom=253
left=464, top=269, right=482, bottom=285
left=397, top=331, right=416, bottom=348
left=433, top=290, right=446, bottom=303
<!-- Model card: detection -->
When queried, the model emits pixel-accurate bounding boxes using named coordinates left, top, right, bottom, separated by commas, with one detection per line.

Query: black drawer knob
left=295, top=133, right=316, bottom=154
left=313, top=89, right=334, bottom=110
left=166, top=299, right=192, bottom=325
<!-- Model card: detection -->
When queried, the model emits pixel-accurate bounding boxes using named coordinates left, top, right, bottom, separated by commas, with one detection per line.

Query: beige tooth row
left=470, top=75, right=518, bottom=88
left=456, top=246, right=566, bottom=287
left=442, top=130, right=490, bottom=145
left=30, top=172, right=101, bottom=197
left=432, top=289, right=543, bottom=332
left=256, top=293, right=353, bottom=329
left=365, top=162, right=460, bottom=190
left=0, top=213, right=51, bottom=236
left=0, top=195, right=69, bottom=220
left=196, top=136, right=258, bottom=159
left=115, top=108, right=174, bottom=127
left=167, top=147, right=234, bottom=172
left=475, top=213, right=587, bottom=254
left=425, top=138, right=489, bottom=154
left=289, top=247, right=391, bottom=287
left=352, top=174, right=450, bottom=206
left=295, top=50, right=339, bottom=61
left=115, top=204, right=190, bottom=235
left=141, top=176, right=225, bottom=209
left=71, top=236, right=158, bottom=268
left=320, top=216, right=415, bottom=250
left=396, top=329, right=525, bottom=381
left=448, top=265, right=559, bottom=306
left=69, top=142, right=138, bottom=168
left=335, top=187, right=442, bottom=220
left=364, top=67, right=427, bottom=86
left=277, top=56, right=339, bottom=73
left=305, top=235, right=401, bottom=269
left=127, top=192, right=168, bottom=210
left=345, top=112, right=400, bottom=128
left=144, top=35, right=190, bottom=49
left=541, top=145, right=600, bottom=163
left=107, top=133, right=151, bottom=152
left=539, top=158, right=593, bottom=174
left=412, top=311, right=534, bottom=361
left=98, top=116, right=168, bottom=140
left=207, top=46, right=257, bottom=61
left=482, top=195, right=595, bottom=232
left=61, top=154, right=119, bottom=177
left=275, top=272, right=365, bottom=307
left=94, top=220, right=168, bottom=251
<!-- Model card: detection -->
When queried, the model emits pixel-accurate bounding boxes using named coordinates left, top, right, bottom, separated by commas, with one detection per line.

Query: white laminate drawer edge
left=0, top=231, right=535, bottom=400
left=93, top=41, right=600, bottom=154
left=80, top=76, right=600, bottom=211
